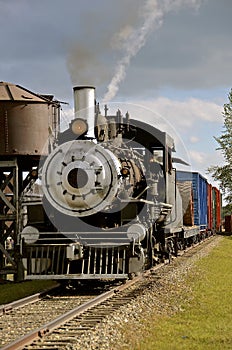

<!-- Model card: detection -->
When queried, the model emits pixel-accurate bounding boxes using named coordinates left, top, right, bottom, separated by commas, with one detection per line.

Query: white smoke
left=103, top=0, right=203, bottom=103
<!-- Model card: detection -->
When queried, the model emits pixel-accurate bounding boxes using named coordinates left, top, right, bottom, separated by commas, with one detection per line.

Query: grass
left=1, top=237, right=231, bottom=348
left=0, top=280, right=58, bottom=305
left=121, top=236, right=232, bottom=350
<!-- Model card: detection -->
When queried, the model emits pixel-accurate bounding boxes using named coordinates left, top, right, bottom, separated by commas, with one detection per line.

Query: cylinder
left=73, top=86, right=95, bottom=139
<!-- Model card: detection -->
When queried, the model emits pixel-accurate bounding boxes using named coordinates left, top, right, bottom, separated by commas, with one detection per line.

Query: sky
left=0, top=0, right=231, bottom=189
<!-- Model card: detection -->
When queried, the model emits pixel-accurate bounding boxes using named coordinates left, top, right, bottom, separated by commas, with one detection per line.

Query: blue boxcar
left=176, top=171, right=208, bottom=229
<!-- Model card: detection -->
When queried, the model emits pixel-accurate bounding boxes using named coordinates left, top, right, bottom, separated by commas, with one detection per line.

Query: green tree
left=209, top=89, right=232, bottom=212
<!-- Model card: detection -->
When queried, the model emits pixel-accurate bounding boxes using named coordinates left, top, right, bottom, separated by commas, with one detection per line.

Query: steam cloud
left=103, top=0, right=202, bottom=102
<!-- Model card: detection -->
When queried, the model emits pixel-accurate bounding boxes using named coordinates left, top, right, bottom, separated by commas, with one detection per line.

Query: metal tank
left=0, top=82, right=60, bottom=156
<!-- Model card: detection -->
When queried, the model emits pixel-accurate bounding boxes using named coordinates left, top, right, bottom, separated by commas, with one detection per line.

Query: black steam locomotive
left=20, top=86, right=220, bottom=280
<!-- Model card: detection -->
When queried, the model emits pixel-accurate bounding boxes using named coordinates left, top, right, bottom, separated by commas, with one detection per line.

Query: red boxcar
left=212, top=187, right=221, bottom=232
left=207, top=184, right=213, bottom=231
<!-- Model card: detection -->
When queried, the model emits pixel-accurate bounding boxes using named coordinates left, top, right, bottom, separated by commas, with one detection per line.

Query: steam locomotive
left=20, top=86, right=221, bottom=280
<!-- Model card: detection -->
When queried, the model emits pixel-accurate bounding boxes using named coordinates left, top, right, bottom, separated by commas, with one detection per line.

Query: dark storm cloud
left=0, top=0, right=141, bottom=99
left=115, top=0, right=232, bottom=98
left=79, top=0, right=231, bottom=100
left=0, top=0, right=231, bottom=101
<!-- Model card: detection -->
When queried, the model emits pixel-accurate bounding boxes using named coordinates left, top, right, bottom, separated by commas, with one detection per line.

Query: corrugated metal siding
left=212, top=187, right=221, bottom=231
left=212, top=187, right=217, bottom=229
left=207, top=184, right=213, bottom=230
left=193, top=173, right=208, bottom=228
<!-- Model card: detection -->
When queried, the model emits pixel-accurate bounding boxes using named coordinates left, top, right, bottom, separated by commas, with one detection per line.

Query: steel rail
left=1, top=275, right=145, bottom=350
left=0, top=283, right=60, bottom=315
left=2, top=235, right=215, bottom=350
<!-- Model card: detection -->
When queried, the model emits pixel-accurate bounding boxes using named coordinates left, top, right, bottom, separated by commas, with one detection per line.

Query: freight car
left=176, top=171, right=221, bottom=241
left=19, top=86, right=221, bottom=280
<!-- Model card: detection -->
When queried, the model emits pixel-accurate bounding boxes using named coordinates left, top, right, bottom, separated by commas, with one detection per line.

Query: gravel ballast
left=65, top=236, right=222, bottom=350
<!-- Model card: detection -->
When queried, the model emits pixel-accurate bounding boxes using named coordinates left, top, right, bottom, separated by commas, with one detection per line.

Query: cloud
left=0, top=0, right=231, bottom=102
left=110, top=1, right=232, bottom=97
left=135, top=96, right=223, bottom=132
left=66, top=1, right=142, bottom=89
left=188, top=148, right=224, bottom=174
left=190, top=136, right=199, bottom=143
left=104, top=96, right=224, bottom=177
left=103, top=0, right=203, bottom=102
left=189, top=150, right=205, bottom=164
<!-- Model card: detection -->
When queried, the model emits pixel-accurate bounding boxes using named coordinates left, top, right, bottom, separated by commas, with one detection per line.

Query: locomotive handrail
left=120, top=198, right=155, bottom=205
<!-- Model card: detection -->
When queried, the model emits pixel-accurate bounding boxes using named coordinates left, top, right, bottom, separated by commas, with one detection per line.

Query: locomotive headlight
left=71, top=118, right=88, bottom=136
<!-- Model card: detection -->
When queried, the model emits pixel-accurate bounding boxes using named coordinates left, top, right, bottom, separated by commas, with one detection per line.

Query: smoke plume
left=103, top=0, right=202, bottom=102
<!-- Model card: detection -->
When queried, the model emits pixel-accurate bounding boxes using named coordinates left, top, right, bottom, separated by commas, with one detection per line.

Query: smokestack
left=73, top=86, right=95, bottom=139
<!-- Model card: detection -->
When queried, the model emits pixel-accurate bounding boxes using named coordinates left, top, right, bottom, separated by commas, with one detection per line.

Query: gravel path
left=65, top=236, right=222, bottom=350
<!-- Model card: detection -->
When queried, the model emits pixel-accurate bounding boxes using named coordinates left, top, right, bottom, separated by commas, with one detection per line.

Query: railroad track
left=0, top=284, right=60, bottom=316
left=0, top=283, right=109, bottom=349
left=1, top=236, right=218, bottom=350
